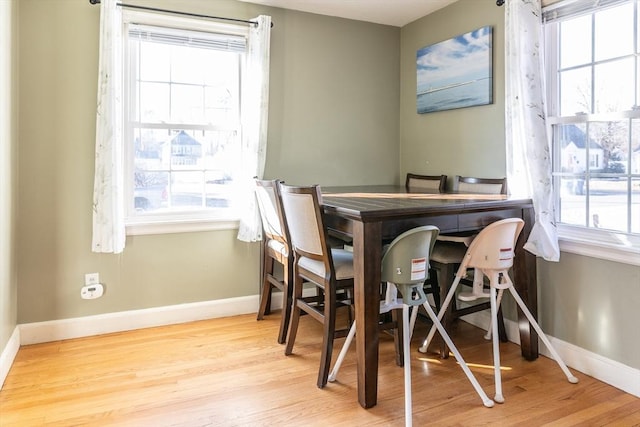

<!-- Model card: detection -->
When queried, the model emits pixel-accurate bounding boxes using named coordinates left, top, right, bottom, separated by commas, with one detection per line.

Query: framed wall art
left=416, top=26, right=493, bottom=114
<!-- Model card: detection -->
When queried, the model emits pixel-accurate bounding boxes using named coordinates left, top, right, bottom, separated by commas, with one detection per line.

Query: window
left=123, top=11, right=248, bottom=233
left=544, top=0, right=640, bottom=259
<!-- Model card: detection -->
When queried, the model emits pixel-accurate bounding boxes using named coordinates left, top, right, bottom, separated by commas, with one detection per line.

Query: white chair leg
left=484, top=288, right=504, bottom=340
left=409, top=305, right=419, bottom=341
left=490, top=285, right=504, bottom=403
left=402, top=305, right=413, bottom=427
left=328, top=321, right=356, bottom=382
left=418, top=275, right=463, bottom=353
left=421, top=301, right=494, bottom=408
left=507, top=286, right=579, bottom=384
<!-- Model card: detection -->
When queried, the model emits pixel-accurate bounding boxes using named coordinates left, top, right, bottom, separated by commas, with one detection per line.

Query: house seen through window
left=124, top=15, right=246, bottom=226
left=544, top=0, right=640, bottom=239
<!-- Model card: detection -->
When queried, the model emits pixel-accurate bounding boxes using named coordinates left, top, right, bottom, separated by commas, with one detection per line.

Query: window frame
left=543, top=0, right=640, bottom=265
left=121, top=10, right=248, bottom=235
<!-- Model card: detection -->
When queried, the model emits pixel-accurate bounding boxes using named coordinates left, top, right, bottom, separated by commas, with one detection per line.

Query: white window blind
left=543, top=0, right=630, bottom=23
left=128, top=24, right=246, bottom=52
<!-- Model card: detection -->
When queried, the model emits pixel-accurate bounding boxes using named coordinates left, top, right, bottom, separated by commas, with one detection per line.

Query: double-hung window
left=543, top=0, right=640, bottom=261
left=122, top=11, right=247, bottom=234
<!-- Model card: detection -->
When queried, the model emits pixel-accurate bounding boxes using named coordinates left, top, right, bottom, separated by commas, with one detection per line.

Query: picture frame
left=416, top=26, right=493, bottom=114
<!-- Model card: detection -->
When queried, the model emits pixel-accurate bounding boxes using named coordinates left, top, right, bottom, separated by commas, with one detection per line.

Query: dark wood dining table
left=321, top=185, right=539, bottom=409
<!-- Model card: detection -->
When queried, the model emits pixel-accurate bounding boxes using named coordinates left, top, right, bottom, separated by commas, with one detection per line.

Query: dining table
left=321, top=185, right=539, bottom=409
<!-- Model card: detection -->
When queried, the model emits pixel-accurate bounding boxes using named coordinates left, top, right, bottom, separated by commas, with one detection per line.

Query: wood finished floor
left=1, top=312, right=639, bottom=426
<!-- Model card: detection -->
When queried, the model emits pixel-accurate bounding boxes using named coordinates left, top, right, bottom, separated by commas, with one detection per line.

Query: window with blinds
left=123, top=15, right=246, bottom=229
left=543, top=0, right=640, bottom=243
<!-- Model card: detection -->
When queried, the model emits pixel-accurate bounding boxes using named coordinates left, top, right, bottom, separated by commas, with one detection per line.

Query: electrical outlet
left=85, top=273, right=100, bottom=286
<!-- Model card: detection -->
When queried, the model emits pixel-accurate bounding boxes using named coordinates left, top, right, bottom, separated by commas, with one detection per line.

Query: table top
left=322, top=185, right=533, bottom=222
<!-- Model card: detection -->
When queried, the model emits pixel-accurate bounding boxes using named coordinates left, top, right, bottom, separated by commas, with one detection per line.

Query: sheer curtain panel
left=92, top=0, right=125, bottom=254
left=237, top=15, right=272, bottom=243
left=505, top=0, right=560, bottom=261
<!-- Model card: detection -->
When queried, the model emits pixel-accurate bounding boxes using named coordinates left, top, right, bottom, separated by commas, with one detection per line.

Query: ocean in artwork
left=417, top=26, right=492, bottom=114
left=417, top=77, right=492, bottom=113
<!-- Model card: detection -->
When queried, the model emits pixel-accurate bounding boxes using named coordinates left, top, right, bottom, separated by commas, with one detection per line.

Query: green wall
left=265, top=10, right=400, bottom=185
left=399, top=0, right=640, bottom=370
left=15, top=0, right=400, bottom=323
left=0, top=0, right=18, bottom=359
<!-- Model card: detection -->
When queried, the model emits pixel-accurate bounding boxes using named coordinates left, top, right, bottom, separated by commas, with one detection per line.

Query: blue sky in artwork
left=416, top=26, right=492, bottom=93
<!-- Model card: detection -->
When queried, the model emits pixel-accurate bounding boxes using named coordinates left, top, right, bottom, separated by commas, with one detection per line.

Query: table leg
left=353, top=220, right=382, bottom=408
left=514, top=207, right=539, bottom=360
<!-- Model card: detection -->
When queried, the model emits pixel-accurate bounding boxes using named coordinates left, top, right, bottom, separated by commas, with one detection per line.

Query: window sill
left=126, top=217, right=239, bottom=236
left=558, top=225, right=640, bottom=266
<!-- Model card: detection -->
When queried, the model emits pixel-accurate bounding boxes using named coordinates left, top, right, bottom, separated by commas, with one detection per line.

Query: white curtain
left=92, top=0, right=125, bottom=254
left=505, top=0, right=560, bottom=262
left=237, top=15, right=272, bottom=242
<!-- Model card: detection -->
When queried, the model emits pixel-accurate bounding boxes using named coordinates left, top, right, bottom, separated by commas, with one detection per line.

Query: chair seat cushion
left=298, top=248, right=354, bottom=281
left=266, top=238, right=288, bottom=257
left=430, top=241, right=468, bottom=264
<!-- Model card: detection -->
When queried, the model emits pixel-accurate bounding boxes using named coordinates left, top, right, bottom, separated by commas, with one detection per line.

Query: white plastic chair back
left=381, top=226, right=439, bottom=307
left=459, top=218, right=524, bottom=273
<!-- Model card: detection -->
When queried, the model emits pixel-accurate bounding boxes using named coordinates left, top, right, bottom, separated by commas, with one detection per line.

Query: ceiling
left=237, top=0, right=460, bottom=27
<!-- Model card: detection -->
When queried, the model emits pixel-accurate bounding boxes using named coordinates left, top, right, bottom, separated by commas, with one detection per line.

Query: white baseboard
left=19, top=294, right=276, bottom=345
left=0, top=326, right=20, bottom=389
left=462, top=310, right=640, bottom=398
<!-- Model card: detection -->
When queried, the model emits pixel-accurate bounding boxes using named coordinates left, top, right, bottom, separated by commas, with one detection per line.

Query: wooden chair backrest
left=405, top=173, right=447, bottom=193
left=278, top=184, right=333, bottom=271
left=453, top=175, right=507, bottom=195
left=255, top=179, right=290, bottom=245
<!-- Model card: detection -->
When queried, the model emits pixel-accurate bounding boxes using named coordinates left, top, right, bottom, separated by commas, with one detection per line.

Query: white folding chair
left=328, top=226, right=494, bottom=427
left=420, top=218, right=578, bottom=403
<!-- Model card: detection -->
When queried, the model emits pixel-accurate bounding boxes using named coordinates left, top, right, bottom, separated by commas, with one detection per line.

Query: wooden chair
left=453, top=175, right=507, bottom=194
left=405, top=173, right=447, bottom=193
left=255, top=179, right=294, bottom=345
left=279, top=183, right=355, bottom=388
left=421, top=175, right=508, bottom=358
left=329, top=226, right=494, bottom=426
left=421, top=219, right=578, bottom=403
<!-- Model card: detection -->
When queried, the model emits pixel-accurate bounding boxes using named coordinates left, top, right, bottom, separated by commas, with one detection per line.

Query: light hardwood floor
left=1, top=312, right=639, bottom=426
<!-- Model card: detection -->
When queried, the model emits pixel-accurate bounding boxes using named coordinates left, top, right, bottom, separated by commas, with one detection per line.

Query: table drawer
left=458, top=208, right=522, bottom=232
left=380, top=215, right=459, bottom=239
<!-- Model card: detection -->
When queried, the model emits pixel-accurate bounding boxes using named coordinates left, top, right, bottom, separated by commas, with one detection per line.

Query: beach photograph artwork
left=417, top=26, right=493, bottom=114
